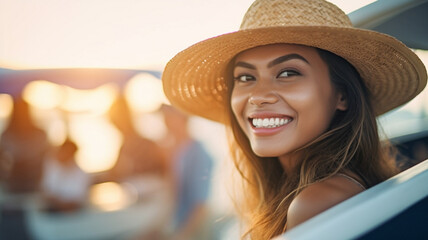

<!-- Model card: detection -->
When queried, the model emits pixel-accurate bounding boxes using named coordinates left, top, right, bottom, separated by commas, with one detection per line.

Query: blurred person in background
left=107, top=96, right=167, bottom=194
left=159, top=104, right=214, bottom=240
left=0, top=96, right=50, bottom=193
left=0, top=96, right=50, bottom=239
left=41, top=138, right=91, bottom=213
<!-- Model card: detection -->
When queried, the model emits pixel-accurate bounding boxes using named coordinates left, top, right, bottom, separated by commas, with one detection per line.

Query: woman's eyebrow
left=234, top=53, right=309, bottom=70
left=234, top=61, right=256, bottom=69
left=267, top=53, right=309, bottom=68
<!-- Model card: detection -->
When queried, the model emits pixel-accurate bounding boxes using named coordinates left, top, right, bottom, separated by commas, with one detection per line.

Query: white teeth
left=262, top=119, right=269, bottom=127
left=251, top=117, right=291, bottom=128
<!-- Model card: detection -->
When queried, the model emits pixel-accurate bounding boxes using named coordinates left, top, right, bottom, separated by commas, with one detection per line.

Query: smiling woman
left=161, top=0, right=427, bottom=239
left=0, top=0, right=424, bottom=239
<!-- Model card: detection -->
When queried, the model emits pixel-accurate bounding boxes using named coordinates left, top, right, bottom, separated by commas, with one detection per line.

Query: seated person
left=41, top=138, right=91, bottom=213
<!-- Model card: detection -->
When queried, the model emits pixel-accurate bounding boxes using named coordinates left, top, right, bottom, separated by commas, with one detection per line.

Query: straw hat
left=162, top=0, right=427, bottom=123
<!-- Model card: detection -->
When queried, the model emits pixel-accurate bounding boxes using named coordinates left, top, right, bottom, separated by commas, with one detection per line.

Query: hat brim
left=162, top=26, right=427, bottom=123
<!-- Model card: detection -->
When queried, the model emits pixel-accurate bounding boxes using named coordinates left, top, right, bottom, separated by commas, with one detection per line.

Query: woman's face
left=231, top=44, right=347, bottom=161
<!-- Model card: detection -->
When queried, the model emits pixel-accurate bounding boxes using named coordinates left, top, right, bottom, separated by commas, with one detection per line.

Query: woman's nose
left=248, top=82, right=279, bottom=106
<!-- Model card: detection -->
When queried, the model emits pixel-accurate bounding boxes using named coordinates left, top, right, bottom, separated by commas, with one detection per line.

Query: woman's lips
left=250, top=117, right=292, bottom=128
left=248, top=114, right=294, bottom=136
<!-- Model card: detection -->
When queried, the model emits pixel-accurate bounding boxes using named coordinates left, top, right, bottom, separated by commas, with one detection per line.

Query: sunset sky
left=0, top=0, right=376, bottom=70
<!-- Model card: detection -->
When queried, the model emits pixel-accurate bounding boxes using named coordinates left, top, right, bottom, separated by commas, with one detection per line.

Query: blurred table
left=25, top=176, right=172, bottom=240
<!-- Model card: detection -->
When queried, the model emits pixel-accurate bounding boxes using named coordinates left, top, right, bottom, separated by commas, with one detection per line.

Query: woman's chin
left=252, top=148, right=283, bottom=158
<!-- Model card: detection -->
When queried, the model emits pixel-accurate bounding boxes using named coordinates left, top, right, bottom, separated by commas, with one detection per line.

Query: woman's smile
left=247, top=112, right=294, bottom=136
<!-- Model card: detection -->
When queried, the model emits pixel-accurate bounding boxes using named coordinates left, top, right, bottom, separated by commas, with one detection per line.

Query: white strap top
left=336, top=173, right=366, bottom=190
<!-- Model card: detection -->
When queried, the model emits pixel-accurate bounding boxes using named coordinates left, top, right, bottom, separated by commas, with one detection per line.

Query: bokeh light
left=0, top=94, right=13, bottom=133
left=0, top=94, right=13, bottom=119
left=69, top=115, right=122, bottom=173
left=134, top=111, right=168, bottom=142
left=23, top=80, right=64, bottom=110
left=89, top=182, right=137, bottom=212
left=124, top=73, right=167, bottom=113
left=60, top=83, right=117, bottom=115
left=29, top=107, right=68, bottom=146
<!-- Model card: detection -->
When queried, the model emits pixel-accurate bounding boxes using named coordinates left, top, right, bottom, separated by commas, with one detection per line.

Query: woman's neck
left=278, top=152, right=301, bottom=175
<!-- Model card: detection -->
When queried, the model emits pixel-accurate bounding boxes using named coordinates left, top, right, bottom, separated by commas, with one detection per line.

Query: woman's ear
left=336, top=92, right=348, bottom=111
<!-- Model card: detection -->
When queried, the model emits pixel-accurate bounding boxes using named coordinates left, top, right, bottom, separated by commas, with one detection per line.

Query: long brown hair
left=225, top=46, right=398, bottom=239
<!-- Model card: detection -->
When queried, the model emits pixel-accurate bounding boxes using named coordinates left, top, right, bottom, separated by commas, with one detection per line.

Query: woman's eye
left=278, top=70, right=300, bottom=78
left=234, top=75, right=255, bottom=82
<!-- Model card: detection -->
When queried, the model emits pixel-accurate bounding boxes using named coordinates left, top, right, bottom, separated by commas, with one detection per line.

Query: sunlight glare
left=61, top=83, right=117, bottom=115
left=0, top=94, right=13, bottom=133
left=22, top=80, right=63, bottom=110
left=134, top=112, right=167, bottom=142
left=26, top=105, right=68, bottom=145
left=70, top=115, right=122, bottom=173
left=47, top=118, right=68, bottom=146
left=0, top=0, right=374, bottom=69
left=125, top=73, right=167, bottom=113
left=0, top=94, right=13, bottom=119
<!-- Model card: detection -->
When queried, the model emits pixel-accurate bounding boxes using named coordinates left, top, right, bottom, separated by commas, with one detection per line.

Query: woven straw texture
left=162, top=0, right=427, bottom=123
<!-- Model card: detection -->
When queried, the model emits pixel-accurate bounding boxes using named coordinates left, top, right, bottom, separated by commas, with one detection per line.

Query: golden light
left=0, top=94, right=13, bottom=119
left=60, top=83, right=118, bottom=115
left=70, top=115, right=122, bottom=173
left=46, top=118, right=68, bottom=146
left=89, top=182, right=137, bottom=212
left=124, top=73, right=167, bottom=113
left=28, top=107, right=68, bottom=146
left=22, top=80, right=64, bottom=109
left=0, top=94, right=13, bottom=133
left=133, top=112, right=167, bottom=142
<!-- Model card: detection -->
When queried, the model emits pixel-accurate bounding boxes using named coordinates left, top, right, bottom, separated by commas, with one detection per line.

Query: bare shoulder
left=287, top=175, right=365, bottom=230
